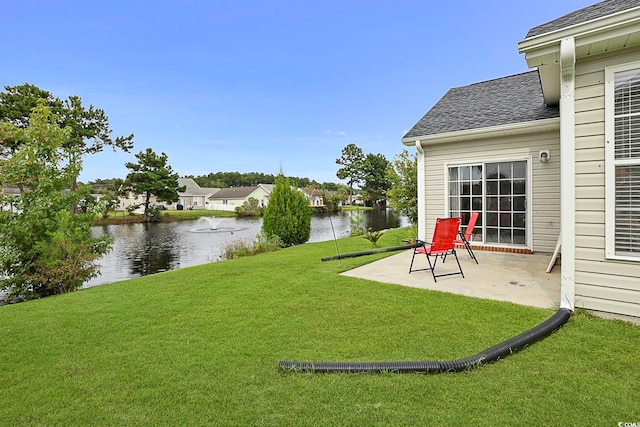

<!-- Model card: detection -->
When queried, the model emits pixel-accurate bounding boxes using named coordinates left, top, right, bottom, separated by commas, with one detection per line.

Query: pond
left=86, top=209, right=408, bottom=288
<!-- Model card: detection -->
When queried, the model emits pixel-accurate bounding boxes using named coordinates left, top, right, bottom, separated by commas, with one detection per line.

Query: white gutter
left=415, top=140, right=426, bottom=241
left=559, top=37, right=576, bottom=311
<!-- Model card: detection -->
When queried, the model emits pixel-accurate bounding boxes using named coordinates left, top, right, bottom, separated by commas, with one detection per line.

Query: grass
left=1, top=228, right=639, bottom=426
left=92, top=209, right=236, bottom=225
left=159, top=209, right=238, bottom=220
left=341, top=205, right=373, bottom=210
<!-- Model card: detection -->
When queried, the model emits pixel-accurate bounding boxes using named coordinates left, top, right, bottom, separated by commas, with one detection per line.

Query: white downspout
left=415, top=140, right=426, bottom=241
left=560, top=37, right=576, bottom=311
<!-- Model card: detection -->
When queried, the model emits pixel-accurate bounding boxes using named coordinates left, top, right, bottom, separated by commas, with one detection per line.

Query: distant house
left=177, top=178, right=219, bottom=210
left=118, top=177, right=218, bottom=211
left=118, top=189, right=154, bottom=211
left=402, top=0, right=640, bottom=320
left=208, top=184, right=274, bottom=211
left=1, top=186, right=21, bottom=212
left=348, top=193, right=363, bottom=206
left=119, top=193, right=166, bottom=211
left=303, top=187, right=324, bottom=206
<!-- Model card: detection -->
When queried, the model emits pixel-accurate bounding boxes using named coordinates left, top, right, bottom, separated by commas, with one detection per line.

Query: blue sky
left=4, top=0, right=595, bottom=184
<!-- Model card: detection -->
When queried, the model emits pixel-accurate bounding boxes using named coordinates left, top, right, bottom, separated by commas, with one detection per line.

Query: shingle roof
left=1, top=186, right=21, bottom=196
left=525, top=0, right=639, bottom=39
left=403, top=71, right=559, bottom=140
left=177, top=178, right=216, bottom=196
left=209, top=186, right=259, bottom=199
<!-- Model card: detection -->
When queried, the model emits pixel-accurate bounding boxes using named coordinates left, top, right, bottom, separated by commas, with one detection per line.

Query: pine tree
left=262, top=173, right=311, bottom=246
left=120, top=148, right=185, bottom=222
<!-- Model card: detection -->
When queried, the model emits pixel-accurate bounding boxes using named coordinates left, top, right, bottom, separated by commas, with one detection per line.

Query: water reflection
left=87, top=209, right=407, bottom=287
left=128, top=223, right=179, bottom=275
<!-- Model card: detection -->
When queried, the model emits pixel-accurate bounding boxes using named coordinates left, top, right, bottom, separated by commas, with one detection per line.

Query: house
left=347, top=193, right=364, bottom=206
left=303, top=187, right=324, bottom=207
left=118, top=189, right=157, bottom=211
left=402, top=0, right=640, bottom=320
left=177, top=178, right=219, bottom=210
left=118, top=178, right=218, bottom=211
left=0, top=186, right=21, bottom=212
left=117, top=186, right=159, bottom=211
left=207, top=184, right=273, bottom=211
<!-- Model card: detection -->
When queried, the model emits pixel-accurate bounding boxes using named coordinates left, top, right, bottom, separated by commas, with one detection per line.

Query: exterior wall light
left=539, top=150, right=550, bottom=163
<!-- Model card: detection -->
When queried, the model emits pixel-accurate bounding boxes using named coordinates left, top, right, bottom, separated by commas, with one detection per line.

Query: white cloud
left=324, top=129, right=347, bottom=137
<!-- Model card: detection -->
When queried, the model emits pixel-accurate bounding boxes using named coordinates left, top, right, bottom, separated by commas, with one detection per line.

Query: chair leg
left=426, top=253, right=438, bottom=283
left=409, top=250, right=417, bottom=273
left=452, top=249, right=465, bottom=278
left=462, top=238, right=479, bottom=264
left=409, top=249, right=429, bottom=273
left=430, top=250, right=464, bottom=282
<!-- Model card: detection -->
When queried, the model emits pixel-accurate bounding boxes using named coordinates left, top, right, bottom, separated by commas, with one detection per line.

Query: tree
left=336, top=143, right=364, bottom=204
left=0, top=83, right=134, bottom=191
left=96, top=188, right=121, bottom=218
left=262, top=173, right=312, bottom=247
left=120, top=148, right=185, bottom=222
left=304, top=183, right=322, bottom=200
left=336, top=184, right=350, bottom=203
left=0, top=103, right=112, bottom=302
left=86, top=177, right=124, bottom=193
left=321, top=181, right=338, bottom=191
left=361, top=153, right=391, bottom=207
left=386, top=149, right=418, bottom=224
left=235, top=197, right=263, bottom=217
left=191, top=171, right=320, bottom=190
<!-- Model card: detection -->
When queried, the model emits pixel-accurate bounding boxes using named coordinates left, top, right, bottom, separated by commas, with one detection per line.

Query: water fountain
left=190, top=217, right=226, bottom=232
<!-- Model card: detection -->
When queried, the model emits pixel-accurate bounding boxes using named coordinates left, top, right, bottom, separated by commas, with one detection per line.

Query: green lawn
left=93, top=209, right=237, bottom=225
left=159, top=209, right=238, bottom=219
left=1, top=229, right=638, bottom=426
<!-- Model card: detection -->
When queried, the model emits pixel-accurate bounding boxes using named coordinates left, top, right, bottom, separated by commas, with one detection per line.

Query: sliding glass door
left=448, top=160, right=528, bottom=247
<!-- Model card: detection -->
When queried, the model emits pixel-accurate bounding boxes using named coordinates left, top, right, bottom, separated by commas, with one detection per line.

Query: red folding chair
left=409, top=217, right=464, bottom=282
left=455, top=212, right=479, bottom=264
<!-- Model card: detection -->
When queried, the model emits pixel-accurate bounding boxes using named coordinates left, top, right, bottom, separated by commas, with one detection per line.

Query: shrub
left=349, top=209, right=365, bottom=236
left=126, top=204, right=141, bottom=215
left=363, top=228, right=385, bottom=247
left=220, top=234, right=281, bottom=260
left=235, top=197, right=264, bottom=217
left=262, top=174, right=311, bottom=246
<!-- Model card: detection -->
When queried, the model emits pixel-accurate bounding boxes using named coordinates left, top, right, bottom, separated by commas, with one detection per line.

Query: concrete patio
left=341, top=249, right=561, bottom=309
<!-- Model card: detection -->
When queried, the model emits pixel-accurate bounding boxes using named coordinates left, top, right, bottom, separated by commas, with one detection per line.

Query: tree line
left=84, top=173, right=345, bottom=194
left=185, top=172, right=341, bottom=192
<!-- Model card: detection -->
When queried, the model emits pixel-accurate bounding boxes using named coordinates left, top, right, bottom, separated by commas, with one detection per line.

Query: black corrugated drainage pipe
left=278, top=308, right=572, bottom=373
left=321, top=243, right=421, bottom=262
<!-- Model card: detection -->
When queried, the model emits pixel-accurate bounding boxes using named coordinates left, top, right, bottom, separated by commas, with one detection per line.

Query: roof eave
left=518, top=7, right=640, bottom=105
left=401, top=117, right=560, bottom=147
left=518, top=7, right=640, bottom=61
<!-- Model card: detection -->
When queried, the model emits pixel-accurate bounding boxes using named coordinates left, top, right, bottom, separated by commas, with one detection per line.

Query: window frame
left=605, top=61, right=640, bottom=261
left=444, top=156, right=532, bottom=250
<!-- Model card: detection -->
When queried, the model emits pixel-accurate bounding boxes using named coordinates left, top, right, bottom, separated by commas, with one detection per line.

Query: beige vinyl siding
left=574, top=46, right=640, bottom=318
left=421, top=129, right=560, bottom=253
